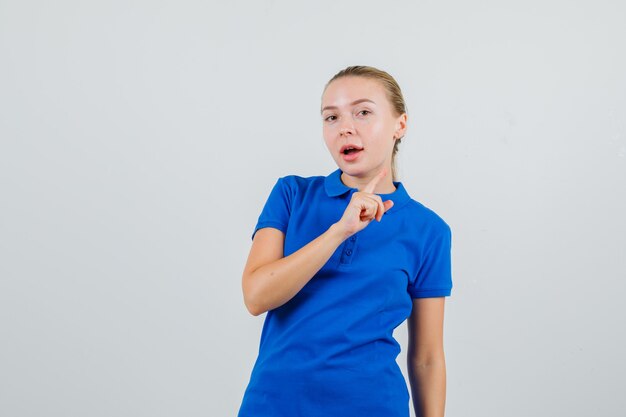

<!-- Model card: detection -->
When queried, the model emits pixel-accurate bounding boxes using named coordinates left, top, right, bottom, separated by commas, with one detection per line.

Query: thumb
left=383, top=200, right=394, bottom=212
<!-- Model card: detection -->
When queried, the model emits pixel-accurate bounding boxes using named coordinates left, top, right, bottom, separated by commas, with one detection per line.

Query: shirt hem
left=408, top=288, right=452, bottom=298
left=252, top=221, right=288, bottom=240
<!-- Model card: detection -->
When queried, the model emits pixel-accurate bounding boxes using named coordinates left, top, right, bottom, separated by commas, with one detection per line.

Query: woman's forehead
left=322, top=77, right=387, bottom=109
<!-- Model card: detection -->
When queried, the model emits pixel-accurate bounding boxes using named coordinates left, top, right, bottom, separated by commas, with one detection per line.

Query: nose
left=339, top=125, right=354, bottom=136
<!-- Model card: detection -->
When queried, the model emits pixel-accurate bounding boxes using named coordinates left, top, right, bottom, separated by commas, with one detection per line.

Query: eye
left=324, top=115, right=337, bottom=122
left=358, top=110, right=371, bottom=116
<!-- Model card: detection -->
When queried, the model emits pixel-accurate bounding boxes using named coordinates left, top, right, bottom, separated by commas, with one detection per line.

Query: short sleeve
left=251, top=177, right=292, bottom=241
left=408, top=224, right=453, bottom=298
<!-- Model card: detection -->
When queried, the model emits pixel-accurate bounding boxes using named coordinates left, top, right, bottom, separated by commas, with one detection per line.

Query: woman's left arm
left=407, top=297, right=447, bottom=417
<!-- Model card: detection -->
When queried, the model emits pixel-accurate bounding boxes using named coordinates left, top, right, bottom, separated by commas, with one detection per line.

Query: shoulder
left=402, top=198, right=452, bottom=239
left=278, top=172, right=325, bottom=184
left=275, top=173, right=326, bottom=193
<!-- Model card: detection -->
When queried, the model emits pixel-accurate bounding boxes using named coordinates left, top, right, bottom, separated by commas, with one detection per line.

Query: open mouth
left=341, top=146, right=364, bottom=155
left=340, top=145, right=364, bottom=161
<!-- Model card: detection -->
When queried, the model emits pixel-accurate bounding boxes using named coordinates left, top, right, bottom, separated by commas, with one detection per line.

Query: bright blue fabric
left=238, top=168, right=453, bottom=417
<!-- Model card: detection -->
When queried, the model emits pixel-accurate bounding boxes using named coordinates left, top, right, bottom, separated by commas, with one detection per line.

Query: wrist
left=329, top=222, right=351, bottom=243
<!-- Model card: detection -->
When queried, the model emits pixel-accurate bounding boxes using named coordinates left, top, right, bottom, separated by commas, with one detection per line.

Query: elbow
left=244, top=298, right=265, bottom=317
left=407, top=349, right=446, bottom=370
left=242, top=275, right=266, bottom=317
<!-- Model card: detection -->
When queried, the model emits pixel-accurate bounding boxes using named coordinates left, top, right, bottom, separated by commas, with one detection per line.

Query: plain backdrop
left=1, top=1, right=625, bottom=416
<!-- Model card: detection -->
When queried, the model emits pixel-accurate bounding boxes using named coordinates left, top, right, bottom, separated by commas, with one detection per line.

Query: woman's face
left=321, top=76, right=406, bottom=179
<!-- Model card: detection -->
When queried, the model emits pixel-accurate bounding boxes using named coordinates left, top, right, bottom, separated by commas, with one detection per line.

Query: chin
left=338, top=165, right=366, bottom=176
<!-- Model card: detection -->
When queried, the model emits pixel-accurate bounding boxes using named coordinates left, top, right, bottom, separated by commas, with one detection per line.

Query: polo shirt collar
left=324, top=168, right=411, bottom=212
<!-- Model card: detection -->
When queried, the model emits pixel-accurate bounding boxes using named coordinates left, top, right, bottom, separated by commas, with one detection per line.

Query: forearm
left=407, top=355, right=447, bottom=417
left=245, top=223, right=348, bottom=315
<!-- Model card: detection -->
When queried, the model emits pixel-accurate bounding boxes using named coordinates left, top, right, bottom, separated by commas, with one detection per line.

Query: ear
left=394, top=113, right=408, bottom=139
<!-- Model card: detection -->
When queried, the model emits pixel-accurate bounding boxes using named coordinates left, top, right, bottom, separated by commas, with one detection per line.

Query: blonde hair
left=322, top=65, right=407, bottom=181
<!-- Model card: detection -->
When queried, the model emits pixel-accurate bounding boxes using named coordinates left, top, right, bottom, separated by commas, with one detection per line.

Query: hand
left=334, top=168, right=394, bottom=239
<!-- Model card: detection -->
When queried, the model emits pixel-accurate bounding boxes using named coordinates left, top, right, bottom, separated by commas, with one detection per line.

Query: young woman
left=238, top=66, right=453, bottom=417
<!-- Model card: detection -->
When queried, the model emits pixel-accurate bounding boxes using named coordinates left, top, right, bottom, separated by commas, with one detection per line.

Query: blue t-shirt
left=238, top=168, right=453, bottom=417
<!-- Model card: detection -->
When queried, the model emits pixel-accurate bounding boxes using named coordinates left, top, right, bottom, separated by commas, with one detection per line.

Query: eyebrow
left=320, top=98, right=376, bottom=114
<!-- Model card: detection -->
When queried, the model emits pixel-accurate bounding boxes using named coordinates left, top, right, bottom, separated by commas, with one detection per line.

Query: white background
left=1, top=1, right=625, bottom=416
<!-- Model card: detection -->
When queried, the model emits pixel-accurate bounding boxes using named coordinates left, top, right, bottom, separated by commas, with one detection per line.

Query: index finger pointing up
left=362, top=168, right=387, bottom=194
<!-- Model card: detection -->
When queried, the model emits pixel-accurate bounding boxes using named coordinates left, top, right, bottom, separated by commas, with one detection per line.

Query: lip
left=340, top=147, right=363, bottom=162
left=339, top=144, right=364, bottom=154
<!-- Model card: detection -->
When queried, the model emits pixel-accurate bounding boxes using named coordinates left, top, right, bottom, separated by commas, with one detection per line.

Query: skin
left=241, top=75, right=447, bottom=417
left=321, top=76, right=407, bottom=195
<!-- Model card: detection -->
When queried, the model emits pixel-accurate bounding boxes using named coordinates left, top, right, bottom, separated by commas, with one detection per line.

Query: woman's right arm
left=241, top=168, right=394, bottom=316
left=241, top=223, right=348, bottom=316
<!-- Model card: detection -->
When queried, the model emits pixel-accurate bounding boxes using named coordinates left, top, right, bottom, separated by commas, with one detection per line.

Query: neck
left=341, top=170, right=397, bottom=194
